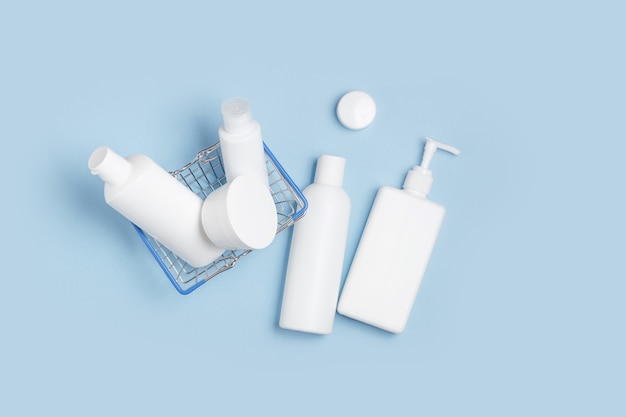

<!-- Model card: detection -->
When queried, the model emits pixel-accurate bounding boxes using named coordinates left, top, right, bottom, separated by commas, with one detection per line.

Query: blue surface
left=2, top=1, right=625, bottom=415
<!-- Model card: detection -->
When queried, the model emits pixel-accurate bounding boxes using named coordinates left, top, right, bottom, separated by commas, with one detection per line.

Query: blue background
left=2, top=1, right=625, bottom=415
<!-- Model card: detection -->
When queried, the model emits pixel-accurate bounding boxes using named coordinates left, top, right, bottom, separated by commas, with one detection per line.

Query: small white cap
left=221, top=98, right=253, bottom=134
left=201, top=175, right=277, bottom=250
left=88, top=146, right=133, bottom=186
left=336, top=91, right=376, bottom=130
left=314, top=155, right=346, bottom=187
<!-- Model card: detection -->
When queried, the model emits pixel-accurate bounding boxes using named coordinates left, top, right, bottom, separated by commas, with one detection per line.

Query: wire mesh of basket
left=134, top=142, right=307, bottom=294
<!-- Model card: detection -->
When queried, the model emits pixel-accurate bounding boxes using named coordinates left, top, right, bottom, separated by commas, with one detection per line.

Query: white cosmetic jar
left=201, top=175, right=277, bottom=250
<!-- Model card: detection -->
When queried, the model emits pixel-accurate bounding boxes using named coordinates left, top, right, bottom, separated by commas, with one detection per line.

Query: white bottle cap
left=201, top=175, right=277, bottom=250
left=314, top=155, right=346, bottom=187
left=221, top=98, right=254, bottom=134
left=88, top=146, right=133, bottom=186
left=336, top=90, right=376, bottom=130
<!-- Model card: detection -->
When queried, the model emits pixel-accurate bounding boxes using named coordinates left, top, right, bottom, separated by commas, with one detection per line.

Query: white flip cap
left=201, top=175, right=277, bottom=250
left=314, top=154, right=346, bottom=187
left=336, top=90, right=376, bottom=130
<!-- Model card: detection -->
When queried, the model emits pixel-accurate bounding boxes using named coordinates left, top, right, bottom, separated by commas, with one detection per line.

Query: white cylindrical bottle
left=88, top=146, right=225, bottom=268
left=337, top=138, right=460, bottom=333
left=279, top=155, right=351, bottom=334
left=218, top=98, right=269, bottom=188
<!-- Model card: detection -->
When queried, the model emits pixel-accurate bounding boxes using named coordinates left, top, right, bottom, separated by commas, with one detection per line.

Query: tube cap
left=314, top=155, right=346, bottom=187
left=221, top=98, right=253, bottom=134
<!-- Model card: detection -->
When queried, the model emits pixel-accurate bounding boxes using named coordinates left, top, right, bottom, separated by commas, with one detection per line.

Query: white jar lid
left=336, top=90, right=376, bottom=130
left=201, top=175, right=277, bottom=250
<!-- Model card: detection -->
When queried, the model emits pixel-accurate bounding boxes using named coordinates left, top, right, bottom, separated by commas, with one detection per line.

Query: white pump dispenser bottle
left=88, top=146, right=225, bottom=268
left=279, top=155, right=351, bottom=334
left=337, top=138, right=460, bottom=333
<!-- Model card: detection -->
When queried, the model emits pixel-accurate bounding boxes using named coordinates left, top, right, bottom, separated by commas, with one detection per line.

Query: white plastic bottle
left=337, top=138, right=460, bottom=333
left=279, top=155, right=351, bottom=334
left=88, top=146, right=225, bottom=268
left=218, top=98, right=269, bottom=188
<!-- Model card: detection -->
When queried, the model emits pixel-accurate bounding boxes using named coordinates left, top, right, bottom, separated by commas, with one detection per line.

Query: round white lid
left=336, top=90, right=376, bottom=130
left=201, top=175, right=277, bottom=250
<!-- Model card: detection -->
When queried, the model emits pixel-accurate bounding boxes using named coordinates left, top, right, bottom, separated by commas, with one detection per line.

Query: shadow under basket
left=134, top=142, right=307, bottom=295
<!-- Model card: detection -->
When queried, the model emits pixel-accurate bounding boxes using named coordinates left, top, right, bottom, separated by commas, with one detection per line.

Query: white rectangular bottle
left=337, top=138, right=460, bottom=333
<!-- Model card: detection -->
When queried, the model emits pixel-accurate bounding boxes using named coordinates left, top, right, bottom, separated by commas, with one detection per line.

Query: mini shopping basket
left=134, top=142, right=307, bottom=294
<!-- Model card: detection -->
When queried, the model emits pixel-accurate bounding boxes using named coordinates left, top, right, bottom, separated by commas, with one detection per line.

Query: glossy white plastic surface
left=337, top=186, right=444, bottom=333
left=88, top=146, right=225, bottom=268
left=279, top=155, right=351, bottom=334
left=201, top=174, right=277, bottom=250
left=218, top=98, right=269, bottom=187
left=337, top=137, right=460, bottom=333
left=336, top=90, right=376, bottom=130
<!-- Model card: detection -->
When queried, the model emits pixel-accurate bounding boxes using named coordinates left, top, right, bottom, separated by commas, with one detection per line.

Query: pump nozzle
left=420, top=137, right=461, bottom=170
left=403, top=137, right=461, bottom=198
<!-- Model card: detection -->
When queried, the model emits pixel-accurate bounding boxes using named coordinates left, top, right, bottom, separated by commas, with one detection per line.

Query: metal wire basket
left=133, top=142, right=307, bottom=295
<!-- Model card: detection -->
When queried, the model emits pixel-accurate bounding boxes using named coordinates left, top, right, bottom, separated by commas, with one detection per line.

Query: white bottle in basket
left=337, top=138, right=460, bottom=333
left=279, top=155, right=351, bottom=334
left=218, top=98, right=269, bottom=188
left=212, top=97, right=277, bottom=249
left=88, top=146, right=225, bottom=268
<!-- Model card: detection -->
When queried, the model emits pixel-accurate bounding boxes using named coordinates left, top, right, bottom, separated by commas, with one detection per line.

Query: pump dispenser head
left=403, top=137, right=460, bottom=197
